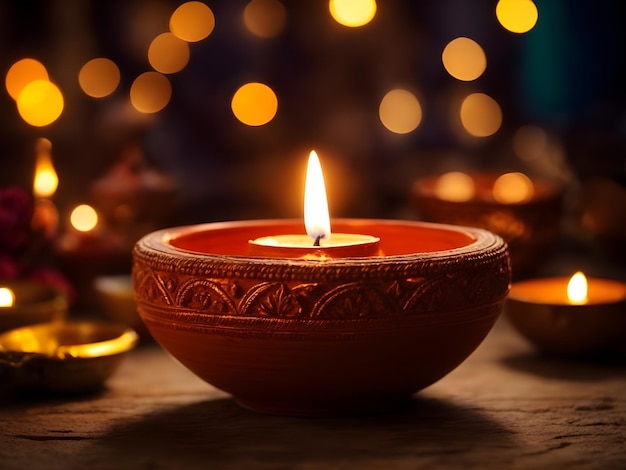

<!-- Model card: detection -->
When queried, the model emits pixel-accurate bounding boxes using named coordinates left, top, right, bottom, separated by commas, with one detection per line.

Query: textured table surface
left=1, top=317, right=625, bottom=470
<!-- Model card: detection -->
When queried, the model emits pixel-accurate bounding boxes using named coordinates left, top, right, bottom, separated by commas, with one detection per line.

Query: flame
left=304, top=150, right=331, bottom=244
left=0, top=287, right=15, bottom=307
left=567, top=271, right=588, bottom=305
left=33, top=138, right=58, bottom=198
left=70, top=204, right=98, bottom=232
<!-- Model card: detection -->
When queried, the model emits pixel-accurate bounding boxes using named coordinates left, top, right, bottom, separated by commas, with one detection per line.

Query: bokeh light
left=434, top=172, right=475, bottom=202
left=442, top=37, right=487, bottom=81
left=5, top=58, right=49, bottom=101
left=513, top=125, right=549, bottom=162
left=231, top=82, right=278, bottom=126
left=496, top=0, right=539, bottom=34
left=70, top=204, right=98, bottom=232
left=492, top=172, right=534, bottom=203
left=379, top=89, right=422, bottom=134
left=459, top=93, right=502, bottom=137
left=244, top=0, right=287, bottom=38
left=0, top=287, right=15, bottom=308
left=130, top=72, right=172, bottom=114
left=170, top=1, right=215, bottom=42
left=78, top=58, right=121, bottom=98
left=148, top=32, right=190, bottom=74
left=33, top=138, right=58, bottom=198
left=16, top=79, right=64, bottom=127
left=329, top=0, right=377, bottom=27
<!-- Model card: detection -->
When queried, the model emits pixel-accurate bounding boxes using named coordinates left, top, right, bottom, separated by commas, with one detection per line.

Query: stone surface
left=1, top=318, right=625, bottom=469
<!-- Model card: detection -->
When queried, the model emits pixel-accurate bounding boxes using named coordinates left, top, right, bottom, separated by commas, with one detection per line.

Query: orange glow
left=78, top=58, right=120, bottom=98
left=492, top=172, right=534, bottom=204
left=329, top=0, right=376, bottom=27
left=379, top=89, right=422, bottom=134
left=130, top=72, right=172, bottom=114
left=16, top=80, right=64, bottom=127
left=33, top=138, right=58, bottom=198
left=70, top=204, right=98, bottom=232
left=434, top=172, right=475, bottom=202
left=496, top=0, right=538, bottom=34
left=304, top=151, right=331, bottom=242
left=5, top=58, right=49, bottom=101
left=442, top=37, right=486, bottom=81
left=243, top=0, right=287, bottom=38
left=0, top=287, right=15, bottom=308
left=170, top=1, right=215, bottom=42
left=231, top=82, right=278, bottom=126
left=460, top=93, right=502, bottom=137
left=567, top=271, right=588, bottom=305
left=148, top=32, right=190, bottom=74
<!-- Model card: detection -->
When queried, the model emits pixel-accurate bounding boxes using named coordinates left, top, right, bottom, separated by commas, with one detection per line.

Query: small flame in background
left=0, top=287, right=15, bottom=307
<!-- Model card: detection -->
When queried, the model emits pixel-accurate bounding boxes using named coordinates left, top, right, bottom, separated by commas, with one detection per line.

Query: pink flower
left=0, top=186, right=34, bottom=255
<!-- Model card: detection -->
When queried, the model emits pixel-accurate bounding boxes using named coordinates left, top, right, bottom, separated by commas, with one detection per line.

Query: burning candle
left=31, top=138, right=59, bottom=237
left=505, top=271, right=626, bottom=355
left=248, top=151, right=380, bottom=259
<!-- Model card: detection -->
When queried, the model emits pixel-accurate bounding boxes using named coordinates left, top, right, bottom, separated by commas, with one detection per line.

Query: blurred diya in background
left=0, top=281, right=68, bottom=334
left=0, top=321, right=138, bottom=398
left=412, top=171, right=564, bottom=278
left=505, top=271, right=626, bottom=356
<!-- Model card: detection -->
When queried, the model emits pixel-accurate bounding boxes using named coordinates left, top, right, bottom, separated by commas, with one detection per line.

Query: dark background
left=1, top=0, right=624, bottom=225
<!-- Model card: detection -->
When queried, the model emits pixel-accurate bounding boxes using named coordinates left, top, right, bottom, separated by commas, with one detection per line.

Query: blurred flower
left=0, top=186, right=34, bottom=255
left=0, top=186, right=75, bottom=304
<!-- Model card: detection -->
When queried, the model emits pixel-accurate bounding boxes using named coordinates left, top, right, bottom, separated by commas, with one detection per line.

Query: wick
left=313, top=235, right=323, bottom=247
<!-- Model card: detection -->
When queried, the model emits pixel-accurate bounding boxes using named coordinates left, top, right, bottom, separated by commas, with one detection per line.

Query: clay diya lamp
left=0, top=281, right=68, bottom=334
left=133, top=152, right=511, bottom=416
left=0, top=321, right=138, bottom=397
left=412, top=171, right=563, bottom=278
left=133, top=218, right=510, bottom=416
left=506, top=271, right=626, bottom=356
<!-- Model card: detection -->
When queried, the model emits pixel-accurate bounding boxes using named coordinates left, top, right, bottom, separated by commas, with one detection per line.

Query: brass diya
left=133, top=219, right=510, bottom=416
left=0, top=280, right=68, bottom=334
left=412, top=172, right=563, bottom=278
left=0, top=321, right=138, bottom=395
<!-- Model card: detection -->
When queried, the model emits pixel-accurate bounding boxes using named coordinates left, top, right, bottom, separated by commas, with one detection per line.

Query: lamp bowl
left=133, top=219, right=510, bottom=416
left=412, top=173, right=563, bottom=279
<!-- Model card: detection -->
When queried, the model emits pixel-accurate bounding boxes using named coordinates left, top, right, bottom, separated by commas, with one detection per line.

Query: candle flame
left=0, top=287, right=15, bottom=307
left=33, top=138, right=58, bottom=198
left=304, top=150, right=331, bottom=244
left=70, top=204, right=98, bottom=232
left=567, top=271, right=588, bottom=305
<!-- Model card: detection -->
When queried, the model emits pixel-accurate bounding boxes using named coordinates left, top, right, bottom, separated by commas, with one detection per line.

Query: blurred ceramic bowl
left=0, top=280, right=68, bottom=334
left=412, top=172, right=563, bottom=278
left=0, top=321, right=138, bottom=395
left=93, top=274, right=148, bottom=338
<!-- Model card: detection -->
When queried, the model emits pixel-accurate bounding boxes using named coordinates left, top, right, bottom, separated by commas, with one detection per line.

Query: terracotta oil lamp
left=133, top=152, right=511, bottom=416
left=412, top=171, right=563, bottom=278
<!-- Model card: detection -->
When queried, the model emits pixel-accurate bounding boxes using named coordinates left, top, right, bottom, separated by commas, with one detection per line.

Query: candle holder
left=133, top=219, right=510, bottom=416
left=0, top=281, right=68, bottom=334
left=412, top=172, right=563, bottom=278
left=505, top=277, right=626, bottom=356
left=0, top=321, right=138, bottom=397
